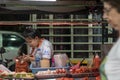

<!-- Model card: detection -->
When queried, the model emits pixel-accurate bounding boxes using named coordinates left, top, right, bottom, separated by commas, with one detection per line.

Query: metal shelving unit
left=32, top=14, right=103, bottom=61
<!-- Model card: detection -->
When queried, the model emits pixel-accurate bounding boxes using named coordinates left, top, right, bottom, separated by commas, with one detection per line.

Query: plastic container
left=30, top=64, right=69, bottom=74
left=40, top=59, right=50, bottom=68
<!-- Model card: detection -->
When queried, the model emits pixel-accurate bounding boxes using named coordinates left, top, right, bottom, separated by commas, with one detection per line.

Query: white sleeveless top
left=105, top=38, right=120, bottom=80
left=29, top=39, right=53, bottom=59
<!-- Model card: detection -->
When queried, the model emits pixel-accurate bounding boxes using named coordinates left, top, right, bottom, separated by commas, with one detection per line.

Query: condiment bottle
left=93, top=53, right=101, bottom=69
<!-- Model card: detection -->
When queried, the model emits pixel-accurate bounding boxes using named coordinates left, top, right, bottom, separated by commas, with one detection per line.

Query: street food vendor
left=22, top=28, right=53, bottom=67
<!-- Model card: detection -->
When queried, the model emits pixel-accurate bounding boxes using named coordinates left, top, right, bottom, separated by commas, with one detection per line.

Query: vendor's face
left=25, top=37, right=39, bottom=48
left=103, top=2, right=120, bottom=31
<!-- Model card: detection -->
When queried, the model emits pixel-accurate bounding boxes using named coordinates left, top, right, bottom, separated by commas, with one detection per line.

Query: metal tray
left=35, top=73, right=66, bottom=79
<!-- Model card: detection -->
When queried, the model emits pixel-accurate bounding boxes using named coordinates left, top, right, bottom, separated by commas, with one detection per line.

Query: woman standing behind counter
left=22, top=28, right=53, bottom=67
left=100, top=0, right=120, bottom=80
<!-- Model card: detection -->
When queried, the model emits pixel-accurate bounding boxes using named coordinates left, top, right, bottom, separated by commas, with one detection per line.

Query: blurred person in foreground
left=100, top=0, right=120, bottom=80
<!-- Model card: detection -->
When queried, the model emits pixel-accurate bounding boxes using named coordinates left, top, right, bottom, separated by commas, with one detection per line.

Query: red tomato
left=0, top=78, right=2, bottom=80
left=82, top=77, right=88, bottom=80
left=96, top=76, right=101, bottom=80
left=56, top=69, right=60, bottom=74
left=62, top=68, right=66, bottom=73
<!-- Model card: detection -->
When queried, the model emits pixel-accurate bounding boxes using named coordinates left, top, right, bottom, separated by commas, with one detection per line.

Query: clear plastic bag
left=54, top=53, right=68, bottom=67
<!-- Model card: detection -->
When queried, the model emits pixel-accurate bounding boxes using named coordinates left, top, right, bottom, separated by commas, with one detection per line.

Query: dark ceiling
left=0, top=0, right=102, bottom=14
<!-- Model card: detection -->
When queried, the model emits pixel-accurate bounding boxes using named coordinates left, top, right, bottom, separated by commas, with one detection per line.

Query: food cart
left=0, top=62, right=100, bottom=80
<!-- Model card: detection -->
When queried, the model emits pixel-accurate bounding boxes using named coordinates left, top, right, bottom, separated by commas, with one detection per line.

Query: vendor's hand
left=24, top=54, right=35, bottom=62
left=23, top=55, right=31, bottom=61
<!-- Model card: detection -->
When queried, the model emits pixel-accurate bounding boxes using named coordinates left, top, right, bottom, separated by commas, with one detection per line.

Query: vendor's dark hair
left=18, top=42, right=28, bottom=56
left=101, top=0, right=120, bottom=13
left=23, top=28, right=41, bottom=39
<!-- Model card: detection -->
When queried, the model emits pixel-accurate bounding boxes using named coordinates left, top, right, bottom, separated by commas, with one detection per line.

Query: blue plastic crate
left=30, top=64, right=69, bottom=74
